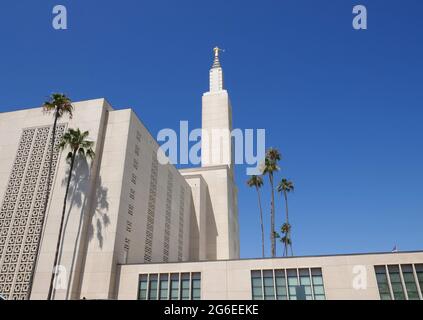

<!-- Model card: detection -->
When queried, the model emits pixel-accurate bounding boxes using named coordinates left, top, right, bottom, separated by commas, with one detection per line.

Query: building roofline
left=118, top=250, right=423, bottom=266
left=180, top=173, right=208, bottom=184
left=0, top=97, right=112, bottom=115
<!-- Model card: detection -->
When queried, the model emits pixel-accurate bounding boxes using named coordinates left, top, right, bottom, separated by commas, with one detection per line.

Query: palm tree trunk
left=27, top=112, right=59, bottom=300
left=283, top=191, right=289, bottom=256
left=47, top=151, right=76, bottom=300
left=256, top=186, right=265, bottom=258
left=283, top=191, right=293, bottom=256
left=269, top=173, right=276, bottom=257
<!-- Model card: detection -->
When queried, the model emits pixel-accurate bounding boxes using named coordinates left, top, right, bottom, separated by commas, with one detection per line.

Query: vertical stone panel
left=177, top=187, right=185, bottom=261
left=162, top=171, right=173, bottom=262
left=143, top=155, right=158, bottom=262
left=0, top=124, right=66, bottom=300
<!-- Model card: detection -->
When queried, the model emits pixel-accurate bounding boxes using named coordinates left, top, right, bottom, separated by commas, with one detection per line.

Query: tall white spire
left=202, top=46, right=233, bottom=169
left=209, top=46, right=224, bottom=92
left=198, top=48, right=239, bottom=260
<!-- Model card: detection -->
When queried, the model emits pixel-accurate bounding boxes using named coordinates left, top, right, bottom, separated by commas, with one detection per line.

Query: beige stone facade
left=0, top=99, right=196, bottom=300
left=116, top=251, right=423, bottom=300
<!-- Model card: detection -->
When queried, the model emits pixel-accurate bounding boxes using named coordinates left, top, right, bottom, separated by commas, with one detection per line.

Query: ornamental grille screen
left=144, top=155, right=158, bottom=263
left=163, top=171, right=173, bottom=262
left=0, top=124, right=66, bottom=300
left=177, top=187, right=185, bottom=261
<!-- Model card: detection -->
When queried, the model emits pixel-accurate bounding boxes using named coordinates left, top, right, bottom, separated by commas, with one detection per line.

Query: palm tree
left=27, top=94, right=73, bottom=299
left=280, top=224, right=292, bottom=256
left=47, top=128, right=95, bottom=300
left=277, top=179, right=294, bottom=256
left=247, top=175, right=265, bottom=258
left=262, top=148, right=281, bottom=257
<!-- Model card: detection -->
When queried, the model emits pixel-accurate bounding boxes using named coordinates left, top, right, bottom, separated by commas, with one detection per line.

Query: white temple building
left=0, top=50, right=422, bottom=300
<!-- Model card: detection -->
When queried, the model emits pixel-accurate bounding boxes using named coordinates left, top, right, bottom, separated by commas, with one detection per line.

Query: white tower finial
left=212, top=46, right=224, bottom=68
left=210, top=46, right=224, bottom=92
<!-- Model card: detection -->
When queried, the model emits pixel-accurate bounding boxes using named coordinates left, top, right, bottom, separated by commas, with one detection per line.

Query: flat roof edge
left=118, top=250, right=423, bottom=267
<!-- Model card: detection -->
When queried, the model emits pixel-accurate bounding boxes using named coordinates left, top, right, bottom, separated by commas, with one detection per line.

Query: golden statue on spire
left=213, top=46, right=224, bottom=58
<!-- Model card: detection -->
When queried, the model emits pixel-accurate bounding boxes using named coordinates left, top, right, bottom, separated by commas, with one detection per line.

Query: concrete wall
left=79, top=108, right=193, bottom=300
left=201, top=90, right=233, bottom=168
left=78, top=107, right=130, bottom=299
left=0, top=99, right=111, bottom=300
left=0, top=99, right=194, bottom=300
left=183, top=175, right=208, bottom=261
left=116, top=251, right=423, bottom=300
left=181, top=166, right=239, bottom=261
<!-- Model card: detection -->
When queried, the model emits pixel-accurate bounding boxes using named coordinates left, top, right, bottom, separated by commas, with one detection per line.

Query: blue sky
left=0, top=0, right=422, bottom=258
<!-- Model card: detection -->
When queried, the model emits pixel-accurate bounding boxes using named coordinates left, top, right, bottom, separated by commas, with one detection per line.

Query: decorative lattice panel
left=177, top=187, right=185, bottom=261
left=0, top=124, right=66, bottom=300
left=144, top=155, right=158, bottom=263
left=162, top=171, right=173, bottom=262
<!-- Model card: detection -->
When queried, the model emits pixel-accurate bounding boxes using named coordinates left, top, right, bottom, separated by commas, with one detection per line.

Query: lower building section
left=116, top=251, right=423, bottom=300
left=0, top=98, right=241, bottom=300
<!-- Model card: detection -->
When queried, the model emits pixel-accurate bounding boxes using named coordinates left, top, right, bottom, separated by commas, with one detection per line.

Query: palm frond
left=42, top=93, right=74, bottom=119
left=60, top=127, right=96, bottom=161
left=247, top=175, right=264, bottom=188
left=277, top=178, right=294, bottom=193
left=281, top=236, right=292, bottom=245
left=266, top=147, right=282, bottom=162
left=262, top=157, right=280, bottom=176
left=281, top=223, right=291, bottom=233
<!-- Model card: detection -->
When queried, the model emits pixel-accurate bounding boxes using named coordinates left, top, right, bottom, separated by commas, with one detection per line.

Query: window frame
left=251, top=268, right=325, bottom=301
